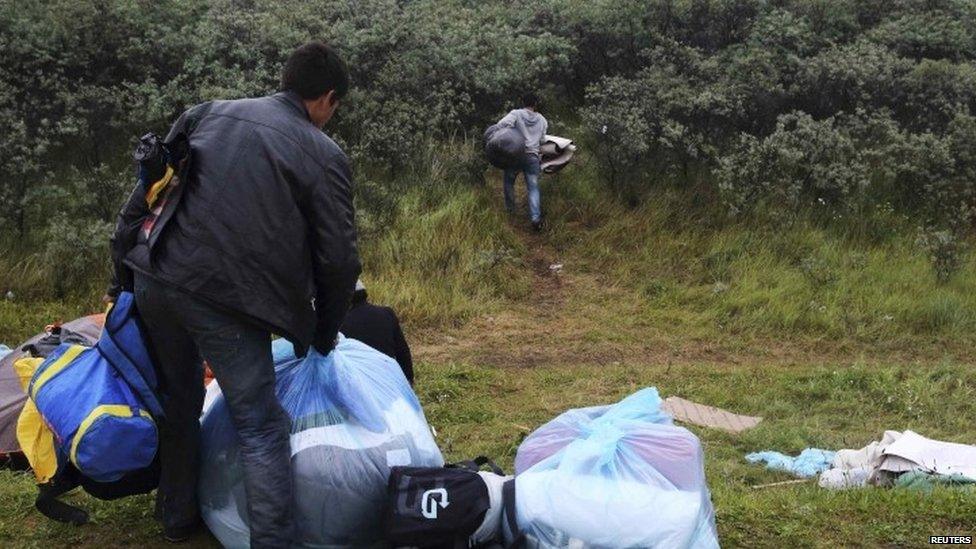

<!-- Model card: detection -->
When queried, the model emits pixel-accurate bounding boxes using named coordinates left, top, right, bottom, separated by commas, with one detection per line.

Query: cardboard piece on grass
left=662, top=396, right=762, bottom=434
left=879, top=430, right=976, bottom=479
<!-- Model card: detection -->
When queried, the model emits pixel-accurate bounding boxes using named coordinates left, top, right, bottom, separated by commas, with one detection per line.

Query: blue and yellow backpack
left=29, top=292, right=162, bottom=482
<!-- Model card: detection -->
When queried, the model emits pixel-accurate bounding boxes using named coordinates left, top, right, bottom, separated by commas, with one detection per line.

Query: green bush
left=717, top=112, right=871, bottom=216
left=896, top=60, right=976, bottom=132
left=916, top=226, right=965, bottom=283
left=40, top=215, right=114, bottom=298
left=867, top=10, right=976, bottom=61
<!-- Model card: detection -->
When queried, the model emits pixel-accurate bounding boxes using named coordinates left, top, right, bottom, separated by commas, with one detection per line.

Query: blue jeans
left=504, top=155, right=542, bottom=223
left=134, top=274, right=293, bottom=548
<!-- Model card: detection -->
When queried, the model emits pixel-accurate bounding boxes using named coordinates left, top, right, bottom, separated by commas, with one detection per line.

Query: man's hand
left=312, top=335, right=338, bottom=355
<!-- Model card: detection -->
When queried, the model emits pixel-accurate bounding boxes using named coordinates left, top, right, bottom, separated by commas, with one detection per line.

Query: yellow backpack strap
left=70, top=405, right=152, bottom=465
left=30, top=345, right=86, bottom=400
left=17, top=399, right=57, bottom=483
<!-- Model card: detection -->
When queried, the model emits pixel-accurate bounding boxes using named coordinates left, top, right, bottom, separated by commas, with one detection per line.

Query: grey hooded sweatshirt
left=499, top=108, right=548, bottom=157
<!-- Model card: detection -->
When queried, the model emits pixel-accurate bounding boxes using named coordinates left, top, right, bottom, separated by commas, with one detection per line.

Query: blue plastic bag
left=510, top=388, right=719, bottom=548
left=199, top=335, right=443, bottom=548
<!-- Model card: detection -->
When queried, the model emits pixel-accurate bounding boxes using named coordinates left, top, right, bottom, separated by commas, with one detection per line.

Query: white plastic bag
left=511, top=388, right=719, bottom=548
left=199, top=336, right=443, bottom=548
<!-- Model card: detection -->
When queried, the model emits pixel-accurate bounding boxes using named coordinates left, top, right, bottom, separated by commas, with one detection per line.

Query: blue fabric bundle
left=745, top=448, right=836, bottom=478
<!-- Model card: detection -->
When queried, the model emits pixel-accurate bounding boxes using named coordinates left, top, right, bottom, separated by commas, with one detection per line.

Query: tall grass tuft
left=361, top=184, right=530, bottom=327
left=355, top=137, right=531, bottom=327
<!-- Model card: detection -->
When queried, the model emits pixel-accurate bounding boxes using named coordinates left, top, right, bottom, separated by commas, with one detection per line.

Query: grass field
left=2, top=170, right=976, bottom=547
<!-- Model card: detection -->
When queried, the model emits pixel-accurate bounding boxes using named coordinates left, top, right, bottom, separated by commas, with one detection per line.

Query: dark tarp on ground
left=0, top=314, right=104, bottom=454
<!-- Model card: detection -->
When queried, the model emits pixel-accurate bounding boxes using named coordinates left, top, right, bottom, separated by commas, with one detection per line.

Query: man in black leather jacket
left=110, top=42, right=360, bottom=546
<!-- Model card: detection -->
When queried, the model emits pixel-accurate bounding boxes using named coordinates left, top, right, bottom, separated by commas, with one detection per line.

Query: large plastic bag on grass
left=199, top=336, right=443, bottom=548
left=510, top=388, right=719, bottom=548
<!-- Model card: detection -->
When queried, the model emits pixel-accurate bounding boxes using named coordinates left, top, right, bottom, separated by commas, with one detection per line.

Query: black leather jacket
left=111, top=91, right=360, bottom=353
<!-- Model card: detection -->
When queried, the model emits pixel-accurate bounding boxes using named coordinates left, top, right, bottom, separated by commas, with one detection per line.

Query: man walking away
left=499, top=92, right=548, bottom=231
left=110, top=42, right=360, bottom=546
left=341, top=280, right=414, bottom=384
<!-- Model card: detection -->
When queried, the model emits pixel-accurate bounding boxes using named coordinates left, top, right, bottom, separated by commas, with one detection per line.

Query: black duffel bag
left=386, top=456, right=510, bottom=548
left=484, top=123, right=525, bottom=170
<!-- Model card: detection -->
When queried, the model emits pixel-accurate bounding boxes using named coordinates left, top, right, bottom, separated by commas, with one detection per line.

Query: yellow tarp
left=13, top=357, right=57, bottom=483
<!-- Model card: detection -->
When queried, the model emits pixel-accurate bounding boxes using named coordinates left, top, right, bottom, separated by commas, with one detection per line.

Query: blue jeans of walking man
left=504, top=154, right=542, bottom=223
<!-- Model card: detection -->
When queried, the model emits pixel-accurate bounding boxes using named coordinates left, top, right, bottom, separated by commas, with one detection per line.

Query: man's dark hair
left=521, top=91, right=540, bottom=109
left=281, top=41, right=350, bottom=100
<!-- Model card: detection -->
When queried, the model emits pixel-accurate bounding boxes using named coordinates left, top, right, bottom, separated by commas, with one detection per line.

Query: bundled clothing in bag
left=484, top=123, right=526, bottom=170
left=539, top=136, right=576, bottom=174
left=508, top=388, right=719, bottom=549
left=386, top=456, right=511, bottom=548
left=484, top=107, right=547, bottom=169
left=485, top=127, right=577, bottom=173
left=28, top=292, right=162, bottom=483
left=499, top=109, right=548, bottom=157
left=199, top=336, right=443, bottom=548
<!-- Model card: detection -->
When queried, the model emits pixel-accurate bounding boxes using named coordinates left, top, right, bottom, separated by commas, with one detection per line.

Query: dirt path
left=414, top=219, right=744, bottom=368
left=521, top=229, right=568, bottom=315
left=412, top=221, right=584, bottom=367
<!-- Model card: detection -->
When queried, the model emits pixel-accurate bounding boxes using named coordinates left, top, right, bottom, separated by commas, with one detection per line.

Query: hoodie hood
left=515, top=109, right=542, bottom=127
left=503, top=108, right=548, bottom=155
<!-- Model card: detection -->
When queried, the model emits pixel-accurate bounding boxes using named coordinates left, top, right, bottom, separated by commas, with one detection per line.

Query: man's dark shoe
left=163, top=520, right=203, bottom=543
left=531, top=219, right=544, bottom=232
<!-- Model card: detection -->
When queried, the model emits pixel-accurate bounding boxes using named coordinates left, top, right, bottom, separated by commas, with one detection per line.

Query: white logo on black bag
left=421, top=488, right=450, bottom=519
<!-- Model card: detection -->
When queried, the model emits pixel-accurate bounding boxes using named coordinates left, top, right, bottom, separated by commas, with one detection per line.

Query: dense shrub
left=898, top=60, right=976, bottom=132
left=795, top=40, right=912, bottom=118
left=716, top=112, right=870, bottom=216
left=175, top=0, right=570, bottom=170
left=0, top=0, right=569, bottom=193
left=888, top=111, right=976, bottom=225
left=866, top=10, right=976, bottom=61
